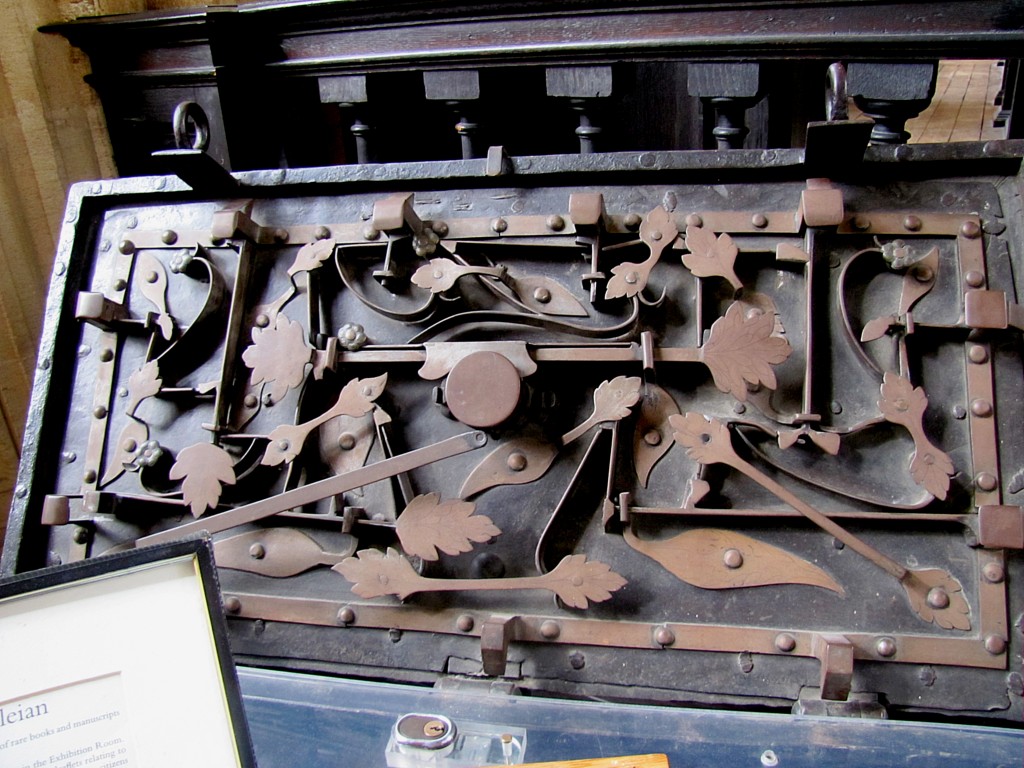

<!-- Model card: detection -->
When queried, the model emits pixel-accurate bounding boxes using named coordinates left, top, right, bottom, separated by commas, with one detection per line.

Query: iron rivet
left=775, top=633, right=796, bottom=653
left=654, top=626, right=675, bottom=647
left=491, top=217, right=508, bottom=233
left=507, top=452, right=528, bottom=472
left=432, top=269, right=444, bottom=279
left=14, top=485, right=27, bottom=499
left=338, top=606, right=355, bottom=625
left=432, top=221, right=449, bottom=238
left=971, top=399, right=993, bottom=418
left=255, top=313, right=270, bottom=328
left=314, top=226, right=331, bottom=240
left=968, top=345, right=989, bottom=364
left=569, top=652, right=585, bottom=670
left=926, top=587, right=950, bottom=610
left=93, top=405, right=108, bottom=419
left=277, top=439, right=290, bottom=452
left=903, top=215, right=922, bottom=232
left=976, top=472, right=998, bottom=491
left=643, top=429, right=662, bottom=446
left=638, top=152, right=656, bottom=168
left=254, top=619, right=265, bottom=636
left=161, top=229, right=178, bottom=245
left=624, top=271, right=639, bottom=285
left=913, top=265, right=934, bottom=283
left=723, top=549, right=744, bottom=569
left=125, top=216, right=138, bottom=229
left=100, top=239, right=112, bottom=252
left=338, top=433, right=356, bottom=451
left=99, top=348, right=114, bottom=362
left=960, top=221, right=981, bottom=239
left=829, top=401, right=843, bottom=415
left=546, top=214, right=566, bottom=231
left=83, top=469, right=97, bottom=483
left=249, top=543, right=266, bottom=560
left=751, top=213, right=768, bottom=229
left=952, top=405, right=967, bottom=420
left=733, top=403, right=746, bottom=415
left=875, top=637, right=897, bottom=657
left=983, top=563, right=1005, bottom=583
left=964, top=270, right=985, bottom=288
left=456, top=614, right=474, bottom=632
left=571, top=575, right=584, bottom=586
left=262, top=393, right=275, bottom=407
left=244, top=394, right=258, bottom=409
left=224, top=596, right=241, bottom=614
left=685, top=214, right=703, bottom=227
left=852, top=215, right=871, bottom=231
left=985, top=635, right=1007, bottom=655
left=918, top=666, right=936, bottom=686
left=145, top=270, right=159, bottom=283
left=55, top=262, right=66, bottom=276
left=389, top=629, right=402, bottom=643
left=273, top=228, right=289, bottom=242
left=118, top=239, right=135, bottom=254
left=77, top=345, right=91, bottom=358
left=122, top=438, right=137, bottom=452
left=650, top=229, right=663, bottom=241
left=362, top=225, right=380, bottom=241
left=540, top=620, right=561, bottom=639
left=63, top=451, right=77, bottom=464
left=533, top=287, right=551, bottom=304
left=760, top=750, right=779, bottom=768
left=623, top=213, right=642, bottom=229
left=113, top=279, right=127, bottom=291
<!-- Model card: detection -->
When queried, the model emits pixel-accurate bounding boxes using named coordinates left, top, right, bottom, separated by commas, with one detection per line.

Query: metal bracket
left=965, top=290, right=1024, bottom=330
left=793, top=688, right=887, bottom=718
left=75, top=292, right=127, bottom=329
left=813, top=633, right=854, bottom=701
left=150, top=148, right=239, bottom=196
left=799, top=178, right=845, bottom=227
left=212, top=200, right=260, bottom=242
left=978, top=505, right=1024, bottom=549
left=480, top=615, right=521, bottom=677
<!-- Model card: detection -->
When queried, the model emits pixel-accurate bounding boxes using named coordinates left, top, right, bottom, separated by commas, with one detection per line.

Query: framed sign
left=0, top=538, right=255, bottom=768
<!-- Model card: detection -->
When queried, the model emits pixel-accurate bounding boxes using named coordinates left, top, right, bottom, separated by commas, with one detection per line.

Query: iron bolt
left=99, top=348, right=114, bottom=362
left=491, top=217, right=508, bottom=233
left=723, top=548, right=744, bottom=569
left=912, top=265, right=934, bottom=283
left=73, top=527, right=89, bottom=544
left=118, top=239, right=135, bottom=254
left=985, top=635, right=1007, bottom=655
left=277, top=439, right=290, bottom=452
left=774, top=633, right=796, bottom=653
left=113, top=279, right=128, bottom=291
left=960, top=220, right=981, bottom=239
left=685, top=214, right=703, bottom=227
left=338, top=607, right=355, bottom=625
left=314, top=226, right=331, bottom=240
left=952, top=405, right=967, bottom=420
left=431, top=220, right=449, bottom=238
left=338, top=433, right=356, bottom=451
left=255, top=313, right=270, bottom=328
left=569, top=652, right=586, bottom=670
left=624, top=271, right=639, bottom=285
left=733, top=403, right=746, bottom=414
left=654, top=626, right=675, bottom=647
left=362, top=225, right=380, bottom=241
left=456, top=614, right=474, bottom=632
left=829, top=401, right=843, bottom=414
left=547, top=214, right=566, bottom=231
left=903, top=215, right=922, bottom=232
left=650, top=229, right=663, bottom=241
left=964, top=270, right=985, bottom=288
left=926, top=588, right=950, bottom=610
left=273, top=228, right=290, bottom=242
left=540, top=620, right=561, bottom=639
left=983, top=563, right=1005, bottom=583
left=145, top=270, right=159, bottom=283
left=533, top=287, right=552, bottom=304
left=244, top=394, right=259, bottom=408
left=161, top=229, right=178, bottom=244
left=875, top=637, right=897, bottom=657
left=506, top=452, right=528, bottom=472
left=248, top=543, right=266, bottom=560
left=975, top=472, right=998, bottom=492
left=389, top=628, right=402, bottom=643
left=224, top=596, right=241, bottom=614
left=93, top=406, right=108, bottom=419
left=751, top=213, right=768, bottom=229
left=971, top=399, right=993, bottom=417
left=968, top=345, right=989, bottom=364
left=852, top=215, right=871, bottom=231
left=918, top=666, right=936, bottom=687
left=122, top=438, right=137, bottom=452
left=623, top=213, right=642, bottom=229
left=643, top=430, right=662, bottom=446
left=83, top=469, right=97, bottom=483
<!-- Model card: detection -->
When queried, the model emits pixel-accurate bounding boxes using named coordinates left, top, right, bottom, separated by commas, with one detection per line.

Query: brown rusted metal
left=978, top=505, right=1024, bottom=549
left=480, top=615, right=521, bottom=677
left=444, top=351, right=522, bottom=428
left=813, top=633, right=854, bottom=701
left=214, top=528, right=358, bottom=577
left=561, top=376, right=642, bottom=445
left=459, top=438, right=558, bottom=498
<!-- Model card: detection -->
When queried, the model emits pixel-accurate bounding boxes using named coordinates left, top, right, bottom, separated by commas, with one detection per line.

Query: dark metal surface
left=3, top=142, right=1024, bottom=725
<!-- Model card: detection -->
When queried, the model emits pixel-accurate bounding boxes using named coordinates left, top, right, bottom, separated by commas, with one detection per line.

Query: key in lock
left=394, top=713, right=457, bottom=750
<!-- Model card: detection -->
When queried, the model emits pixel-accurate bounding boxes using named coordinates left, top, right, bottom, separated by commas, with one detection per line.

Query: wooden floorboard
left=850, top=60, right=1008, bottom=144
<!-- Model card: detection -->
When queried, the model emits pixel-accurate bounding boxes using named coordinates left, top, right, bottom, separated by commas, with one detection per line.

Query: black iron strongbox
left=2, top=138, right=1023, bottom=728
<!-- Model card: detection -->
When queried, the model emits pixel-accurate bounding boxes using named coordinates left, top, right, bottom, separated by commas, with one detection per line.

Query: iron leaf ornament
left=168, top=442, right=237, bottom=517
left=394, top=493, right=501, bottom=561
left=702, top=302, right=792, bottom=401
